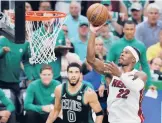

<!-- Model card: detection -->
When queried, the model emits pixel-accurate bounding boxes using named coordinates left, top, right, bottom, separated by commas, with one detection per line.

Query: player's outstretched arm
left=46, top=85, right=62, bottom=123
left=120, top=71, right=147, bottom=92
left=86, top=88, right=103, bottom=123
left=87, top=24, right=108, bottom=74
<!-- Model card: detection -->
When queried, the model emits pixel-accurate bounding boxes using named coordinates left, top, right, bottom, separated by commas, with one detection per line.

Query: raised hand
left=2, top=47, right=10, bottom=53
left=89, top=23, right=105, bottom=34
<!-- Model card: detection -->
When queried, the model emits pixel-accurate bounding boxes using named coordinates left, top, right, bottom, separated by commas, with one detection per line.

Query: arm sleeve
left=140, top=46, right=152, bottom=86
left=120, top=74, right=144, bottom=92
left=24, top=84, right=42, bottom=113
left=0, top=90, right=15, bottom=112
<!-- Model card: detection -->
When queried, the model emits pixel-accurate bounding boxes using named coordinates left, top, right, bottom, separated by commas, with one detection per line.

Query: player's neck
left=68, top=81, right=82, bottom=94
left=121, top=65, right=134, bottom=73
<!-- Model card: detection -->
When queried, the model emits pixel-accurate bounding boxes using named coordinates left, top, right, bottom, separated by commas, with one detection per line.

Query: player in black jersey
left=46, top=62, right=103, bottom=123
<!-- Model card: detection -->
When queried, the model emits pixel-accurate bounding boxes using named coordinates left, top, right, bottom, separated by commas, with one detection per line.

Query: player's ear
left=132, top=57, right=136, bottom=64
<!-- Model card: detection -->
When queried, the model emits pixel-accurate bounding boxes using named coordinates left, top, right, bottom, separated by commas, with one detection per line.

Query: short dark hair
left=124, top=20, right=135, bottom=27
left=40, top=64, right=53, bottom=73
left=132, top=47, right=141, bottom=60
left=39, top=1, right=52, bottom=10
left=67, top=62, right=82, bottom=73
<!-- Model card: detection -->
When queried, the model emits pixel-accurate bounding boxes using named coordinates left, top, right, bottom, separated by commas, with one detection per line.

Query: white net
left=26, top=12, right=66, bottom=64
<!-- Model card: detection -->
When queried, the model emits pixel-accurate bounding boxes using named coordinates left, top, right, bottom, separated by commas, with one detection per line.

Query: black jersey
left=61, top=83, right=94, bottom=123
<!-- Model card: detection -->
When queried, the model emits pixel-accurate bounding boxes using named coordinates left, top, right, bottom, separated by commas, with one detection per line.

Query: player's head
left=147, top=3, right=160, bottom=25
left=150, top=57, right=162, bottom=71
left=118, top=46, right=140, bottom=67
left=25, top=2, right=32, bottom=11
left=67, top=62, right=82, bottom=86
left=40, top=64, right=53, bottom=86
left=39, top=1, right=52, bottom=11
left=70, top=1, right=81, bottom=17
left=123, top=20, right=136, bottom=40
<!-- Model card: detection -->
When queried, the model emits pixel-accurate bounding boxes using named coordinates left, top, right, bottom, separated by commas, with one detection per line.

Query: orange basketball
left=86, top=3, right=109, bottom=26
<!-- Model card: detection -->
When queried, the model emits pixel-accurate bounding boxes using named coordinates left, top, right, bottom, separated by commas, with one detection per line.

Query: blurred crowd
left=0, top=0, right=162, bottom=123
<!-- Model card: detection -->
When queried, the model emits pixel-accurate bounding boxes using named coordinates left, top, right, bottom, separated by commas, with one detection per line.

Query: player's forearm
left=87, top=31, right=96, bottom=64
left=46, top=109, right=60, bottom=123
left=120, top=74, right=144, bottom=92
left=95, top=115, right=103, bottom=123
left=111, top=21, right=123, bottom=35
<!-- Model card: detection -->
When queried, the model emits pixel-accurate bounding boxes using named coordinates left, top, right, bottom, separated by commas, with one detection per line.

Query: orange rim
left=26, top=11, right=66, bottom=21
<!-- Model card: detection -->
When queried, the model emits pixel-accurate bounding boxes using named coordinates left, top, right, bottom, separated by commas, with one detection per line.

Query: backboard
left=0, top=1, right=25, bottom=44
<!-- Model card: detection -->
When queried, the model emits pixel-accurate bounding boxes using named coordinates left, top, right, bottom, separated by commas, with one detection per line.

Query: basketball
left=86, top=3, right=109, bottom=27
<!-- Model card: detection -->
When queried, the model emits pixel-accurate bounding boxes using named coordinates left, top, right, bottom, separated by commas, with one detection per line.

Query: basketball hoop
left=25, top=11, right=66, bottom=64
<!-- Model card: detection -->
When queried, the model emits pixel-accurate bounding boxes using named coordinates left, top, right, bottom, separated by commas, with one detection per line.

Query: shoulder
left=83, top=81, right=94, bottom=90
left=55, top=84, right=63, bottom=98
left=79, top=15, right=88, bottom=21
left=84, top=87, right=97, bottom=103
left=136, top=21, right=146, bottom=30
left=135, top=71, right=147, bottom=82
left=0, top=36, right=9, bottom=44
left=135, top=40, right=146, bottom=50
left=28, top=79, right=40, bottom=88
left=0, top=89, right=5, bottom=97
left=52, top=79, right=61, bottom=86
left=147, top=43, right=157, bottom=50
left=84, top=87, right=96, bottom=97
left=110, top=38, right=122, bottom=48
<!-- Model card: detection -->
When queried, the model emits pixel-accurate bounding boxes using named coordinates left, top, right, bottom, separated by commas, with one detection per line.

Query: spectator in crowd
left=123, top=0, right=146, bottom=17
left=110, top=0, right=128, bottom=20
left=99, top=22, right=119, bottom=58
left=73, top=22, right=89, bottom=62
left=101, top=0, right=124, bottom=37
left=55, top=1, right=82, bottom=14
left=105, top=20, right=151, bottom=86
left=147, top=30, right=162, bottom=62
left=135, top=3, right=162, bottom=48
left=25, top=2, right=32, bottom=11
left=24, top=17, right=66, bottom=82
left=144, top=0, right=162, bottom=20
left=39, top=1, right=52, bottom=11
left=24, top=65, right=61, bottom=123
left=0, top=89, right=16, bottom=123
left=0, top=36, right=28, bottom=98
left=64, top=1, right=88, bottom=40
left=128, top=2, right=147, bottom=25
left=61, top=24, right=68, bottom=37
left=150, top=57, right=162, bottom=81
left=95, top=37, right=107, bottom=61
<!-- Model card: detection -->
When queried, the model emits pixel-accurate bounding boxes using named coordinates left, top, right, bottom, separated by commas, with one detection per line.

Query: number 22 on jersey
left=116, top=89, right=130, bottom=99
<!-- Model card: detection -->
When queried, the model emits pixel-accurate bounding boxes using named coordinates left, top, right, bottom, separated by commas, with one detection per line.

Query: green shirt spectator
left=24, top=79, right=60, bottom=114
left=0, top=36, right=29, bottom=83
